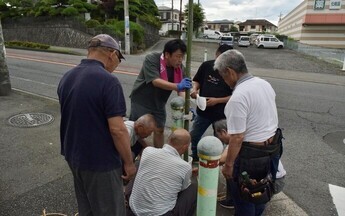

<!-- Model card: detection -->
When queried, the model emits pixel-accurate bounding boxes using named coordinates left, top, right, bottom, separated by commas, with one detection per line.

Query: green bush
left=85, top=19, right=101, bottom=28
left=113, top=21, right=145, bottom=45
left=61, top=7, right=79, bottom=16
left=5, top=41, right=50, bottom=49
left=105, top=19, right=118, bottom=25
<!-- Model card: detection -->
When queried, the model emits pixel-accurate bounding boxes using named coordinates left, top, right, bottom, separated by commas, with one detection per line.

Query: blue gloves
left=177, top=78, right=192, bottom=92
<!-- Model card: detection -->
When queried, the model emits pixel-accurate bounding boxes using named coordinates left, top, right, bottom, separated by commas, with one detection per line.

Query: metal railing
left=284, top=40, right=345, bottom=67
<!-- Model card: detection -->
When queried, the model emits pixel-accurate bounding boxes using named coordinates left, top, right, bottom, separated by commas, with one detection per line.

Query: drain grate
left=8, top=113, right=54, bottom=128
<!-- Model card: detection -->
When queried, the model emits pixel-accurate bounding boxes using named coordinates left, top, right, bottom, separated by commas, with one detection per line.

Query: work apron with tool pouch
left=237, top=128, right=283, bottom=204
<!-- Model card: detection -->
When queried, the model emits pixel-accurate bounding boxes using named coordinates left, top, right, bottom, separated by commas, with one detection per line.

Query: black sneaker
left=219, top=199, right=235, bottom=209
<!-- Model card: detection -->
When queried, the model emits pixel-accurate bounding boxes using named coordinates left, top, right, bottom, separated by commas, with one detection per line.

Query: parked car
left=238, top=36, right=250, bottom=47
left=219, top=36, right=234, bottom=47
left=256, top=36, right=284, bottom=49
left=203, top=30, right=223, bottom=39
left=222, top=33, right=232, bottom=37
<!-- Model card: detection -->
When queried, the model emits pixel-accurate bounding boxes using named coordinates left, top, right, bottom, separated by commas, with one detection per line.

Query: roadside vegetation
left=0, top=0, right=161, bottom=49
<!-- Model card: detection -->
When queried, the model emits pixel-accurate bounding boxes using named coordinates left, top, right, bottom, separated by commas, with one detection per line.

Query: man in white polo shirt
left=214, top=50, right=282, bottom=216
left=128, top=128, right=197, bottom=216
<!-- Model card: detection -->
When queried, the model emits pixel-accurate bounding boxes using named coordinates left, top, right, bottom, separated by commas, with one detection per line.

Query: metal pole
left=204, top=49, right=207, bottom=62
left=183, top=0, right=193, bottom=162
left=179, top=0, right=182, bottom=32
left=124, top=0, right=130, bottom=54
left=0, top=18, right=11, bottom=96
left=342, top=55, right=345, bottom=71
left=197, top=136, right=223, bottom=216
left=170, top=96, right=185, bottom=131
left=171, top=0, right=174, bottom=31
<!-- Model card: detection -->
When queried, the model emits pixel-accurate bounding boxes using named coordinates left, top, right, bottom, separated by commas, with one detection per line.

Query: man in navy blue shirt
left=58, top=34, right=136, bottom=216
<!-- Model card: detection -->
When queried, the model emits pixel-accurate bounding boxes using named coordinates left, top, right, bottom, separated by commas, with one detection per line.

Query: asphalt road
left=4, top=41, right=345, bottom=215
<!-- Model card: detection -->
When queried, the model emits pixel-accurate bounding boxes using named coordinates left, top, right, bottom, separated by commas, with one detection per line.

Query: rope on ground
left=41, top=209, right=68, bottom=216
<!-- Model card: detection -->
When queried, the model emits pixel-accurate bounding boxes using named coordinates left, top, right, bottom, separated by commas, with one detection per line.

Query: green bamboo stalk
left=183, top=0, right=193, bottom=162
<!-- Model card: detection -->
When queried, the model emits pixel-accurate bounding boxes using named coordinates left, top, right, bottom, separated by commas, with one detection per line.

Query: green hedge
left=85, top=19, right=101, bottom=28
left=5, top=41, right=50, bottom=49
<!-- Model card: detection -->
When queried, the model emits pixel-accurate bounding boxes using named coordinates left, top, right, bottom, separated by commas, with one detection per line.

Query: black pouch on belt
left=238, top=173, right=275, bottom=205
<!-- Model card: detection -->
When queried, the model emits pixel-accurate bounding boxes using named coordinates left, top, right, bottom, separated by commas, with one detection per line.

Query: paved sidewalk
left=5, top=45, right=344, bottom=215
left=0, top=90, right=310, bottom=216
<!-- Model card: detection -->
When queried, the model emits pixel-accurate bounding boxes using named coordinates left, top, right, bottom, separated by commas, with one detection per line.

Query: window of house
left=251, top=25, right=255, bottom=29
left=174, top=14, right=178, bottom=20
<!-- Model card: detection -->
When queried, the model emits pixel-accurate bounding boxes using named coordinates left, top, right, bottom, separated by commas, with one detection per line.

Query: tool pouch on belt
left=238, top=173, right=275, bottom=205
left=237, top=128, right=283, bottom=204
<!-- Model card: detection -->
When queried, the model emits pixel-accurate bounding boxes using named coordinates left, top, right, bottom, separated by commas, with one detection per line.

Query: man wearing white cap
left=58, top=34, right=136, bottom=215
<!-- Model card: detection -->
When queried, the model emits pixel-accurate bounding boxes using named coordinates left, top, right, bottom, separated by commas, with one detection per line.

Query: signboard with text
left=330, top=0, right=342, bottom=9
left=314, top=0, right=325, bottom=10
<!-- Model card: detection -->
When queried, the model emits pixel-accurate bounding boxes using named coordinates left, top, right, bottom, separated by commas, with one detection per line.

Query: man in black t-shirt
left=190, top=45, right=233, bottom=161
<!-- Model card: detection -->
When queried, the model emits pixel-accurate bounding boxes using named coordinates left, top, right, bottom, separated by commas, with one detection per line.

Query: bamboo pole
left=183, top=0, right=194, bottom=162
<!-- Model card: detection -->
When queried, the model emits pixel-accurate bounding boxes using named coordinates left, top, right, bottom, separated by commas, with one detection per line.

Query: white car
left=203, top=30, right=223, bottom=39
left=256, top=36, right=284, bottom=49
left=238, top=36, right=250, bottom=47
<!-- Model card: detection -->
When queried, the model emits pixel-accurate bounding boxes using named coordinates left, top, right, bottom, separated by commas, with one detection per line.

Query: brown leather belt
left=248, top=136, right=274, bottom=146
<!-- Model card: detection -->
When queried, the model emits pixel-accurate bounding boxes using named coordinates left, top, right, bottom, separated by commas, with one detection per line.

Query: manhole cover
left=324, top=131, right=345, bottom=155
left=8, top=113, right=54, bottom=128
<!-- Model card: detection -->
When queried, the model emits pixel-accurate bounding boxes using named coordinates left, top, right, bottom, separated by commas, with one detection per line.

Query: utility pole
left=171, top=0, right=174, bottom=31
left=179, top=0, right=182, bottom=32
left=124, top=0, right=130, bottom=54
left=0, top=19, right=11, bottom=96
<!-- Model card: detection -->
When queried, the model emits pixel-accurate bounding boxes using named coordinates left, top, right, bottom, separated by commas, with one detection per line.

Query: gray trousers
left=69, top=164, right=125, bottom=216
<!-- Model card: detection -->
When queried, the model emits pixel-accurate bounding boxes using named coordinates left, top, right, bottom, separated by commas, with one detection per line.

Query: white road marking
left=11, top=76, right=57, bottom=88
left=329, top=184, right=345, bottom=216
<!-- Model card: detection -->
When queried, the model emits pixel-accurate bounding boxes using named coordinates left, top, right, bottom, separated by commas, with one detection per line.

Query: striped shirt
left=129, top=144, right=192, bottom=216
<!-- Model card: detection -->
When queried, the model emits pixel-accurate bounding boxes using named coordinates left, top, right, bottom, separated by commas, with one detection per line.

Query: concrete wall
left=2, top=17, right=160, bottom=50
left=2, top=17, right=93, bottom=48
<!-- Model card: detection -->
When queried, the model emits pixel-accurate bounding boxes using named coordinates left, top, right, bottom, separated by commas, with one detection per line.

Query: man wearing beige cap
left=58, top=34, right=136, bottom=215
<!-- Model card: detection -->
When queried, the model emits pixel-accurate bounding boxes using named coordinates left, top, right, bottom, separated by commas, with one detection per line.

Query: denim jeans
left=190, top=114, right=215, bottom=157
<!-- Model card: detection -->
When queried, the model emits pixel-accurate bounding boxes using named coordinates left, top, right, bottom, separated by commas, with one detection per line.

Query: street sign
left=314, top=0, right=325, bottom=10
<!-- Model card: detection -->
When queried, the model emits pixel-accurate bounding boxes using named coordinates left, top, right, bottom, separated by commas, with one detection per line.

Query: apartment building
left=278, top=0, right=345, bottom=48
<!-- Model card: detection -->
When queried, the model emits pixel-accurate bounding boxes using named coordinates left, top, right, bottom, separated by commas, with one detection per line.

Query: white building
left=158, top=6, right=185, bottom=36
left=278, top=0, right=345, bottom=48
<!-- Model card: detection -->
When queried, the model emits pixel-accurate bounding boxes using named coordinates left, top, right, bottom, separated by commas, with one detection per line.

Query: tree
left=184, top=2, right=205, bottom=36
left=230, top=25, right=238, bottom=32
left=0, top=19, right=11, bottom=96
left=114, top=0, right=160, bottom=28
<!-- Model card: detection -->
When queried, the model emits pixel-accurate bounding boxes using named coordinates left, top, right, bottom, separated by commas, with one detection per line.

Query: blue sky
left=154, top=0, right=304, bottom=25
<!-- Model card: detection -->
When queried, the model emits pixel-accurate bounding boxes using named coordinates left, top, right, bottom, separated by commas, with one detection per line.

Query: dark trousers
left=161, top=182, right=198, bottom=216
left=230, top=180, right=265, bottom=216
left=69, top=164, right=125, bottom=216
left=125, top=180, right=197, bottom=216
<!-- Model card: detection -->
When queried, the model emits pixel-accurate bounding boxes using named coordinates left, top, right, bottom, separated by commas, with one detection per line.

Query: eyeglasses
left=114, top=50, right=121, bottom=63
left=106, top=48, right=121, bottom=63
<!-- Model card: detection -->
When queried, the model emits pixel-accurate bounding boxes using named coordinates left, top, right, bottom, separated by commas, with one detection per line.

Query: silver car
left=219, top=36, right=234, bottom=47
left=238, top=36, right=250, bottom=47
